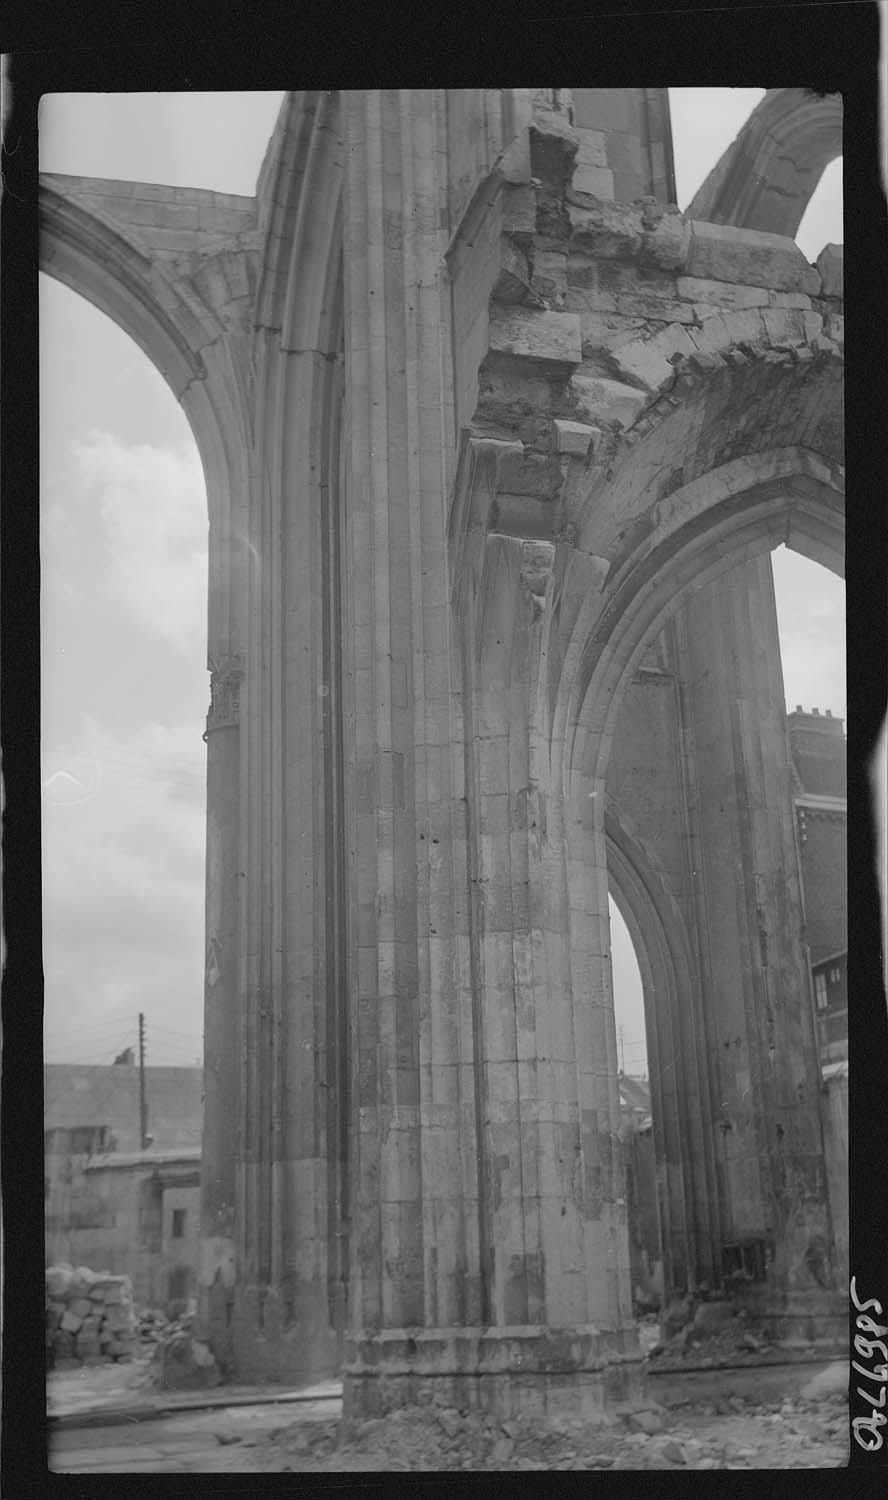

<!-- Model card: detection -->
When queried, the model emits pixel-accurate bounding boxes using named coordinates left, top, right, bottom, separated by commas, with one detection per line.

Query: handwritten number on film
left=851, top=1278, right=888, bottom=1451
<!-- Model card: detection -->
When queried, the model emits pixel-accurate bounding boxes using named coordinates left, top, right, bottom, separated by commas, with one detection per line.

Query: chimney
left=795, top=704, right=803, bottom=713
left=825, top=709, right=832, bottom=717
left=812, top=707, right=820, bottom=716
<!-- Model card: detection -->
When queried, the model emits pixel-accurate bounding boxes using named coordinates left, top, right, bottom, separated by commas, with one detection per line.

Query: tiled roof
left=44, top=1065, right=203, bottom=1153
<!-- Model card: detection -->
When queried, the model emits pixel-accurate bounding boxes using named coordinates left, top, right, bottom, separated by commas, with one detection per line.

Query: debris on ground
left=149, top=1329, right=222, bottom=1391
left=648, top=1299, right=782, bottom=1367
left=248, top=1379, right=849, bottom=1472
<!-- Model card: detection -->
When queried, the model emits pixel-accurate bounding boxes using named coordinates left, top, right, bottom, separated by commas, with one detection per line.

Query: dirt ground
left=47, top=1336, right=850, bottom=1471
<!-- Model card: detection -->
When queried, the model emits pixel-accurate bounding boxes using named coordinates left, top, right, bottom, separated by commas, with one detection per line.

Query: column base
left=202, top=1282, right=342, bottom=1385
left=343, top=1324, right=646, bottom=1425
left=660, top=1284, right=846, bottom=1362
left=742, top=1287, right=846, bottom=1353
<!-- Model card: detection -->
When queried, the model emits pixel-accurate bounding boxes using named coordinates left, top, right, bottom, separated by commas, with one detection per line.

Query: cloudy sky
left=39, top=90, right=844, bottom=1073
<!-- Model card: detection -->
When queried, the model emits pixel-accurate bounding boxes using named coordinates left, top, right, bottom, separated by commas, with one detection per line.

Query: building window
left=829, top=966, right=841, bottom=985
left=171, top=1208, right=186, bottom=1239
left=814, top=971, right=829, bottom=1011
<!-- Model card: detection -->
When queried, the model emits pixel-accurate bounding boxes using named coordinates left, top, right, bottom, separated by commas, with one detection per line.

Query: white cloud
left=72, top=431, right=208, bottom=653
left=42, top=717, right=207, bottom=1064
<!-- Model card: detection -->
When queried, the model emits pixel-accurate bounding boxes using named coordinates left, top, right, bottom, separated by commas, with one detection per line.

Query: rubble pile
left=45, top=1264, right=138, bottom=1369
left=147, top=1310, right=222, bottom=1392
left=137, top=1306, right=195, bottom=1351
left=650, top=1298, right=777, bottom=1366
left=265, top=1400, right=660, bottom=1471
left=256, top=1374, right=848, bottom=1472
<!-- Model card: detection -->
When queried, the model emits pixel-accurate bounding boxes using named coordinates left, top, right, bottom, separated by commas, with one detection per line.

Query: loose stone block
left=816, top=243, right=843, bottom=299
left=567, top=373, right=648, bottom=429
left=553, top=419, right=599, bottom=457
left=641, top=213, right=691, bottom=271
left=495, top=237, right=534, bottom=303
left=677, top=276, right=770, bottom=312
left=568, top=199, right=645, bottom=258
left=687, top=220, right=821, bottom=294
left=488, top=307, right=582, bottom=366
left=612, top=322, right=697, bottom=392
left=573, top=165, right=615, bottom=199
left=501, top=184, right=537, bottom=237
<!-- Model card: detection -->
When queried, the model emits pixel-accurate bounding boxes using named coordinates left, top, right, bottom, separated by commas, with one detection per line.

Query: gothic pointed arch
left=39, top=173, right=258, bottom=662
left=686, top=88, right=842, bottom=239
left=605, top=809, right=718, bottom=1292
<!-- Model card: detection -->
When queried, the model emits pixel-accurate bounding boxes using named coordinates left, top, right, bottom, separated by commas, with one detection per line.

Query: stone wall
left=45, top=1263, right=137, bottom=1369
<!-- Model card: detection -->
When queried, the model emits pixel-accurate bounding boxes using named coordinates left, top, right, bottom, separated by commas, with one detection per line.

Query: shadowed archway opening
left=599, top=537, right=846, bottom=1320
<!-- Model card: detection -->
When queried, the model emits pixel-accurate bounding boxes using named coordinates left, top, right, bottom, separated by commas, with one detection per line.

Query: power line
left=149, top=1025, right=205, bottom=1041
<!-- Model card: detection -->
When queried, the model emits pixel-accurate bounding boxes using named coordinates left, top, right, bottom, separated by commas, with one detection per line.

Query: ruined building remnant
left=39, top=88, right=844, bottom=1419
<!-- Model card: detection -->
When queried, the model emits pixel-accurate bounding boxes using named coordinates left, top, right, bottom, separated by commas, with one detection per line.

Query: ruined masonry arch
left=686, top=88, right=843, bottom=239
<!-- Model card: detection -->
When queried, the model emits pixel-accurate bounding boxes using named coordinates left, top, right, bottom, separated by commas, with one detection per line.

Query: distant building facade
left=788, top=706, right=847, bottom=1065
left=44, top=1063, right=203, bottom=1311
left=811, top=951, right=848, bottom=1067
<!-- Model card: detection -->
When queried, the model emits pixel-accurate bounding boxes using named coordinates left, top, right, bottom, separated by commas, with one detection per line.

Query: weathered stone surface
left=610, top=322, right=697, bottom=391
left=567, top=372, right=649, bottom=428
left=494, top=238, right=535, bottom=303
left=691, top=1301, right=736, bottom=1336
left=641, top=211, right=692, bottom=270
left=816, top=243, right=843, bottom=299
left=687, top=220, right=821, bottom=293
left=568, top=198, right=645, bottom=257
left=501, top=184, right=537, bottom=237
left=676, top=275, right=771, bottom=311
left=553, top=419, right=599, bottom=456
left=489, top=306, right=582, bottom=365
left=574, top=129, right=609, bottom=169
left=46, top=1266, right=76, bottom=1300
left=800, top=1361, right=848, bottom=1401
left=573, top=164, right=615, bottom=199
left=151, top=1332, right=222, bottom=1390
left=46, top=1264, right=138, bottom=1369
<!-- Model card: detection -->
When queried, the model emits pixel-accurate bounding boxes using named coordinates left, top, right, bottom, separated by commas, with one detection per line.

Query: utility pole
left=139, top=1012, right=149, bottom=1149
left=618, top=1025, right=625, bottom=1075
